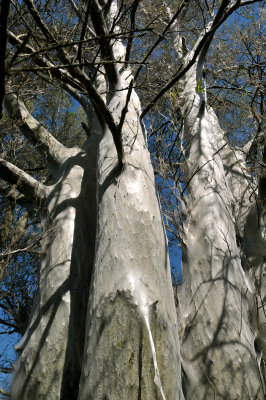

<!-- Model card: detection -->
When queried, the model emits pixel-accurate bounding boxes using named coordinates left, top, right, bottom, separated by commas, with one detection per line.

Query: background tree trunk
left=179, top=65, right=264, bottom=398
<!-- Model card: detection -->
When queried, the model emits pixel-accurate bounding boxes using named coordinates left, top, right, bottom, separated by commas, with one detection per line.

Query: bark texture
left=9, top=1, right=183, bottom=398
left=78, top=81, right=183, bottom=400
left=78, top=14, right=183, bottom=399
left=2, top=1, right=264, bottom=399
left=178, top=65, right=265, bottom=399
left=11, top=142, right=98, bottom=399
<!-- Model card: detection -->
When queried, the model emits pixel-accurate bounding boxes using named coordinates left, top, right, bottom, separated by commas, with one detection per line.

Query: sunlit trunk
left=78, top=79, right=183, bottom=399
left=179, top=65, right=264, bottom=399
left=12, top=144, right=98, bottom=399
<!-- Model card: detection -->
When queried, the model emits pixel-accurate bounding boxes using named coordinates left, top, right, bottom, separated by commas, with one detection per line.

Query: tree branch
left=23, top=0, right=54, bottom=42
left=135, top=0, right=189, bottom=80
left=140, top=0, right=243, bottom=118
left=0, top=158, right=48, bottom=203
left=0, top=0, right=10, bottom=119
left=77, top=0, right=92, bottom=66
left=125, top=0, right=140, bottom=68
left=0, top=388, right=10, bottom=397
left=90, top=0, right=120, bottom=87
left=165, top=1, right=189, bottom=61
left=8, top=30, right=85, bottom=96
left=197, top=0, right=232, bottom=67
left=7, top=31, right=124, bottom=166
left=4, top=88, right=67, bottom=170
left=22, top=0, right=97, bottom=83
left=67, top=0, right=82, bottom=20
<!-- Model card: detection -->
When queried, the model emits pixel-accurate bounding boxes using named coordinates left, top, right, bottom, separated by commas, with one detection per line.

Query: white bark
left=163, top=2, right=266, bottom=395
left=177, top=63, right=264, bottom=398
left=6, top=1, right=264, bottom=398
left=4, top=91, right=67, bottom=171
left=11, top=141, right=98, bottom=399
left=0, top=158, right=48, bottom=202
left=78, top=10, right=183, bottom=398
left=10, top=2, right=183, bottom=398
left=79, top=92, right=183, bottom=399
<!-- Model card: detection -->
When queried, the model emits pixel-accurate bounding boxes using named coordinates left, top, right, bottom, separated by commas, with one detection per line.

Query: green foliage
left=35, top=86, right=86, bottom=149
left=195, top=77, right=205, bottom=94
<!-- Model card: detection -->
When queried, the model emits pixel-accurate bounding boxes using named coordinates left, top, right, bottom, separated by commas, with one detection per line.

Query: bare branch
left=125, top=0, right=141, bottom=68
left=164, top=0, right=189, bottom=61
left=0, top=0, right=10, bottom=119
left=135, top=0, right=189, bottom=80
left=22, top=0, right=97, bottom=84
left=9, top=29, right=149, bottom=66
left=0, top=388, right=10, bottom=397
left=90, top=0, right=120, bottom=86
left=8, top=30, right=85, bottom=96
left=141, top=0, right=243, bottom=118
left=7, top=29, right=127, bottom=163
left=0, top=158, right=48, bottom=203
left=67, top=0, right=82, bottom=19
left=197, top=0, right=232, bottom=67
left=9, top=59, right=147, bottom=74
left=4, top=89, right=67, bottom=169
left=77, top=0, right=92, bottom=66
left=23, top=0, right=54, bottom=42
left=239, top=0, right=262, bottom=5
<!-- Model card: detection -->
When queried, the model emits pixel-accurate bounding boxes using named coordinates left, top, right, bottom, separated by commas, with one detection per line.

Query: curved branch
left=8, top=31, right=85, bottom=97
left=4, top=89, right=67, bottom=170
left=0, top=158, right=48, bottom=204
left=125, top=0, right=141, bottom=68
left=7, top=31, right=124, bottom=165
left=0, top=388, right=10, bottom=397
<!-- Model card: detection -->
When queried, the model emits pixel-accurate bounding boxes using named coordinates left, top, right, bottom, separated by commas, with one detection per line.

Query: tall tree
left=0, top=0, right=264, bottom=399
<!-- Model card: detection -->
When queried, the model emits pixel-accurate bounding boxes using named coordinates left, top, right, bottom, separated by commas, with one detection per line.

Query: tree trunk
left=10, top=16, right=183, bottom=400
left=78, top=79, right=183, bottom=400
left=179, top=65, right=264, bottom=399
left=11, top=142, right=98, bottom=399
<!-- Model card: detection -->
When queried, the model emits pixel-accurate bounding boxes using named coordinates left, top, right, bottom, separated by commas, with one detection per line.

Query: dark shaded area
left=59, top=151, right=97, bottom=399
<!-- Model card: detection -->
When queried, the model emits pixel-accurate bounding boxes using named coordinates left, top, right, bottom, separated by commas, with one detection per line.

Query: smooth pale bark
left=4, top=91, right=66, bottom=171
left=10, top=4, right=183, bottom=398
left=78, top=21, right=183, bottom=397
left=212, top=112, right=266, bottom=377
left=178, top=66, right=264, bottom=399
left=11, top=142, right=98, bottom=399
left=78, top=85, right=183, bottom=400
left=0, top=157, right=47, bottom=202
